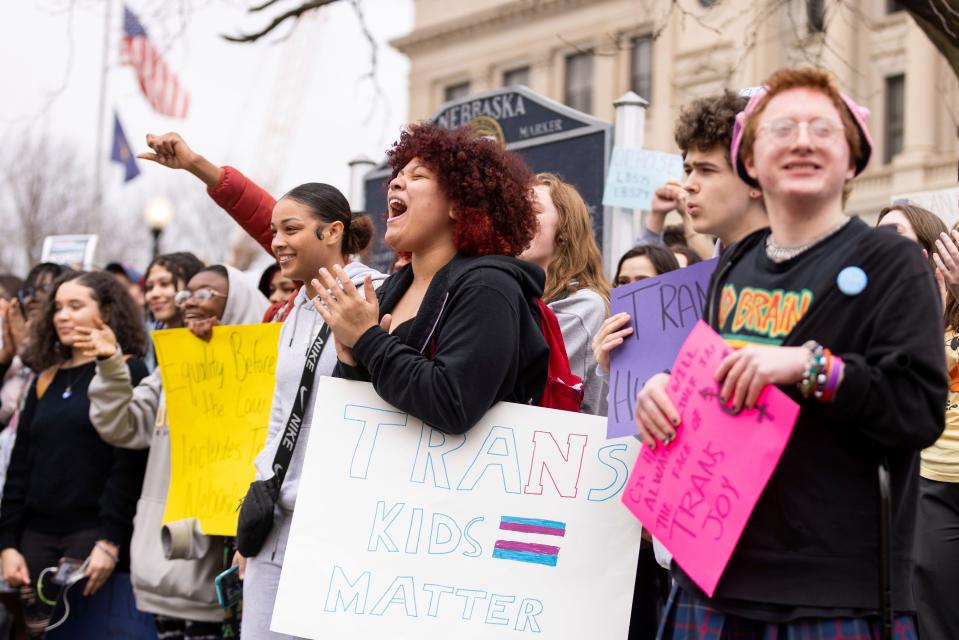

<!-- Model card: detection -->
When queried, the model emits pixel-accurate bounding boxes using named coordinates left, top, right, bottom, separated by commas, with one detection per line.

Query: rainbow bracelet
left=817, top=355, right=843, bottom=402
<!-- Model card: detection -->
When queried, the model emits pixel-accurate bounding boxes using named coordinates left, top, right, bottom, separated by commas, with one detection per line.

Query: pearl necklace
left=765, top=218, right=850, bottom=263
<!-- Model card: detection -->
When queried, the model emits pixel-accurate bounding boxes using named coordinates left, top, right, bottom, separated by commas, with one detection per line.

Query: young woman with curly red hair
left=313, top=122, right=549, bottom=434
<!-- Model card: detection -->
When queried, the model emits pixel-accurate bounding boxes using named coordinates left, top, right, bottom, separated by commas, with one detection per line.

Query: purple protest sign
left=606, top=258, right=717, bottom=438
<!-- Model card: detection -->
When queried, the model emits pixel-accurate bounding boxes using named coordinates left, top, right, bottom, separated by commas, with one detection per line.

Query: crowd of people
left=0, top=65, right=953, bottom=640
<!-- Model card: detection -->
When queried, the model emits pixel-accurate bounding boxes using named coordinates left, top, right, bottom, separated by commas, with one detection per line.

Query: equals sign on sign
left=492, top=516, right=566, bottom=567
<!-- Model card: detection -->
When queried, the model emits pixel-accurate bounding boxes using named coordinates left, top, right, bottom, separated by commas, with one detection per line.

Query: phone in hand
left=53, top=557, right=85, bottom=586
left=214, top=565, right=242, bottom=609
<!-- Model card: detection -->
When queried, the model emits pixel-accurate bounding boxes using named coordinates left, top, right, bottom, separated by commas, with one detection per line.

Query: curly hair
left=146, top=252, right=204, bottom=291
left=24, top=271, right=147, bottom=371
left=386, top=122, right=537, bottom=257
left=674, top=91, right=748, bottom=164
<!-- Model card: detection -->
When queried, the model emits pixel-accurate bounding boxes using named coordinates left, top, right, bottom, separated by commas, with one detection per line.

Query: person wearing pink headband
left=635, top=66, right=944, bottom=639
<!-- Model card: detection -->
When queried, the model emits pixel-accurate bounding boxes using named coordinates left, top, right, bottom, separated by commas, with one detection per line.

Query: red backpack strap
left=534, top=299, right=583, bottom=412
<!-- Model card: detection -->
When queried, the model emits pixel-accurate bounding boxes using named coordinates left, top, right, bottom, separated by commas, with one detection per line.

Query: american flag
left=120, top=5, right=189, bottom=119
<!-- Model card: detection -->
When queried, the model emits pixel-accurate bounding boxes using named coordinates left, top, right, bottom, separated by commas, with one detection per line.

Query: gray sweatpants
left=240, top=508, right=305, bottom=640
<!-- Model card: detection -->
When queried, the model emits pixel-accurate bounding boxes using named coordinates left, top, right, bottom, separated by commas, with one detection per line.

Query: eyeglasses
left=757, top=118, right=843, bottom=144
left=173, top=288, right=226, bottom=307
left=17, top=283, right=54, bottom=303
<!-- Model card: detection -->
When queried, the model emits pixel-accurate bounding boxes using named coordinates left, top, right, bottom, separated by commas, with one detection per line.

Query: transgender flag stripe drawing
left=493, top=516, right=566, bottom=567
left=120, top=5, right=189, bottom=118
left=498, top=516, right=566, bottom=536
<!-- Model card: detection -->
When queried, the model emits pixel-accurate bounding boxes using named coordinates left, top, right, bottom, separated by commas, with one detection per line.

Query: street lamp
left=143, top=196, right=175, bottom=260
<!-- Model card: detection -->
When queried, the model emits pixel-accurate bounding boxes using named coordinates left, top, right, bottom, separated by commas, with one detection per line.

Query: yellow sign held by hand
left=153, top=323, right=281, bottom=535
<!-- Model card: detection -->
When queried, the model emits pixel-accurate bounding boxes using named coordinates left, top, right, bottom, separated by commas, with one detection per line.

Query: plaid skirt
left=657, top=585, right=918, bottom=640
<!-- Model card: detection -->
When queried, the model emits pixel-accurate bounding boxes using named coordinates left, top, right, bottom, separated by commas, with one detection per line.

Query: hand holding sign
left=606, top=259, right=717, bottom=438
left=592, top=313, right=633, bottom=373
left=273, top=378, right=642, bottom=640
left=622, top=321, right=799, bottom=596
left=153, top=324, right=281, bottom=535
left=633, top=372, right=678, bottom=449
left=715, top=343, right=808, bottom=412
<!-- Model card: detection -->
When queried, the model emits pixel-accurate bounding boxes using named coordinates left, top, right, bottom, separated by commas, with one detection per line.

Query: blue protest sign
left=45, top=572, right=157, bottom=640
left=606, top=258, right=718, bottom=438
left=601, top=147, right=684, bottom=210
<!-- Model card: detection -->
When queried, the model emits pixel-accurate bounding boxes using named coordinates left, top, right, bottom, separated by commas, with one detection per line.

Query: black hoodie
left=336, top=254, right=549, bottom=435
left=672, top=217, right=947, bottom=615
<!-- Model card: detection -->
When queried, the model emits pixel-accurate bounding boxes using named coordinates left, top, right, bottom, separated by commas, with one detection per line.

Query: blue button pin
left=837, top=266, right=867, bottom=296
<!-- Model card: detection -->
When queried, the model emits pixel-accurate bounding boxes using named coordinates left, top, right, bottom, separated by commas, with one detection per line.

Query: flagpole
left=93, top=0, right=113, bottom=224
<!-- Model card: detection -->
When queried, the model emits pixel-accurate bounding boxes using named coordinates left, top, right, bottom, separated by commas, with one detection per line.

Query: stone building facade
left=391, top=0, right=958, bottom=219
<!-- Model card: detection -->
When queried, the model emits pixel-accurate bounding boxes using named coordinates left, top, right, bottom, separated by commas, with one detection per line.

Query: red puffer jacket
left=207, top=166, right=297, bottom=322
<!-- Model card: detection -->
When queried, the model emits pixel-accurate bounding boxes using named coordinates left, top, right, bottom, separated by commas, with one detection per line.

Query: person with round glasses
left=173, top=287, right=226, bottom=309
left=80, top=264, right=268, bottom=639
left=2, top=264, right=74, bottom=371
left=635, top=67, right=944, bottom=639
left=757, top=117, right=843, bottom=143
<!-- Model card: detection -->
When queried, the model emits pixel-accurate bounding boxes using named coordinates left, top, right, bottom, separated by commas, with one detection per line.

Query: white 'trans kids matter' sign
left=272, top=378, right=643, bottom=639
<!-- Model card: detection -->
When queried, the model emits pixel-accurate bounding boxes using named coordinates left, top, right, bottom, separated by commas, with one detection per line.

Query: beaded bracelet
left=798, top=341, right=843, bottom=402
left=798, top=341, right=824, bottom=398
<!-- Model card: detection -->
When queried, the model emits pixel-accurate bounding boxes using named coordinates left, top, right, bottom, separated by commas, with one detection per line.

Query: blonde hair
left=535, top=173, right=610, bottom=307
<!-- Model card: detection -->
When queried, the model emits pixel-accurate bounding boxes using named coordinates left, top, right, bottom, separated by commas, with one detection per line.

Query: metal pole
left=347, top=156, right=376, bottom=212
left=878, top=459, right=893, bottom=640
left=93, top=0, right=113, bottom=223
left=606, top=91, right=648, bottom=276
left=151, top=229, right=161, bottom=261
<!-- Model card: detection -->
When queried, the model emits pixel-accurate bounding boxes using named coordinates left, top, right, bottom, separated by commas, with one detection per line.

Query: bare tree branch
left=221, top=0, right=339, bottom=42
left=249, top=0, right=284, bottom=12
left=669, top=0, right=724, bottom=37
left=556, top=34, right=602, bottom=56
left=349, top=0, right=387, bottom=125
left=0, top=133, right=92, bottom=270
left=900, top=0, right=959, bottom=78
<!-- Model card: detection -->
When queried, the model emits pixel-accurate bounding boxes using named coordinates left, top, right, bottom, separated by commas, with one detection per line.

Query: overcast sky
left=0, top=0, right=412, bottom=269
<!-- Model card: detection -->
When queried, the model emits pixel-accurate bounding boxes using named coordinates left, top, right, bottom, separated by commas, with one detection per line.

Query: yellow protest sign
left=153, top=323, right=281, bottom=535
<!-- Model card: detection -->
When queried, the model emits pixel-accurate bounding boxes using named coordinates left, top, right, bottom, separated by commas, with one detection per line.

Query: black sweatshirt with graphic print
left=672, top=218, right=947, bottom=617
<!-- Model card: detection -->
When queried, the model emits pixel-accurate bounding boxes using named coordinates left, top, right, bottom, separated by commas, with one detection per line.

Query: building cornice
left=390, top=0, right=612, bottom=55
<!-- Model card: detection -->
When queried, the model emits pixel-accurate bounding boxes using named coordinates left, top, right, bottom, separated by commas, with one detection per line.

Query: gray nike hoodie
left=254, top=260, right=388, bottom=513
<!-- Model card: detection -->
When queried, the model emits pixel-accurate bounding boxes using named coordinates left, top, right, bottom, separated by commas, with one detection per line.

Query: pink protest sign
left=620, top=321, right=799, bottom=596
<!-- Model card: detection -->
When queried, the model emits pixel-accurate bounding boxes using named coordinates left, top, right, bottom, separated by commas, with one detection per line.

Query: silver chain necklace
left=61, top=361, right=93, bottom=400
left=765, top=217, right=850, bottom=263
